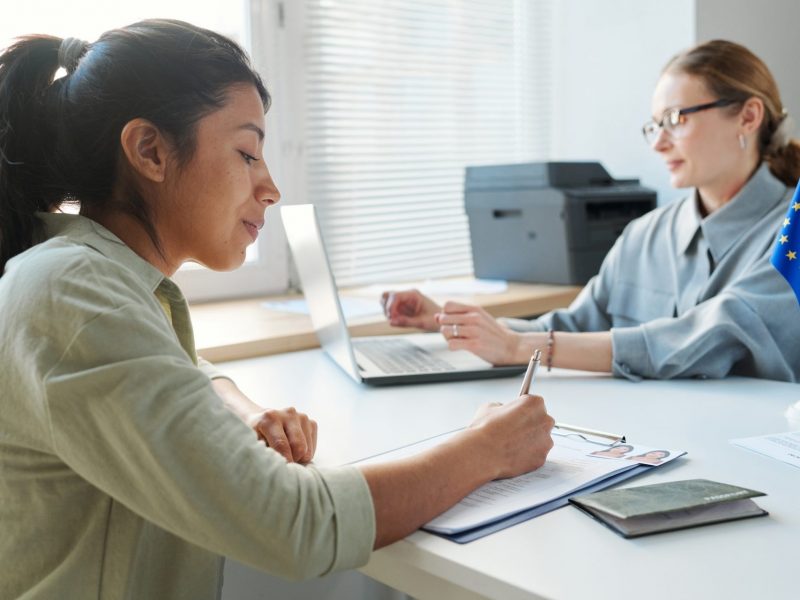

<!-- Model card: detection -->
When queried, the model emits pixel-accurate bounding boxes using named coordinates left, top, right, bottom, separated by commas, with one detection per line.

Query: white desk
left=219, top=348, right=800, bottom=600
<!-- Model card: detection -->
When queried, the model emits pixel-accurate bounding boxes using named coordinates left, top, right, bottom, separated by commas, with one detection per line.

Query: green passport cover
left=569, top=479, right=768, bottom=538
left=570, top=479, right=765, bottom=519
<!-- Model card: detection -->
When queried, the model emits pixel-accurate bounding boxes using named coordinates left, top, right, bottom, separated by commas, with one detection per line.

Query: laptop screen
left=280, top=204, right=361, bottom=379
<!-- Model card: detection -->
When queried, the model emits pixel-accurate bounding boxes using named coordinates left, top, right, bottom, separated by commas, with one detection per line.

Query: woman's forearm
left=515, top=330, right=613, bottom=372
left=361, top=395, right=554, bottom=549
left=359, top=429, right=494, bottom=548
left=211, top=377, right=261, bottom=422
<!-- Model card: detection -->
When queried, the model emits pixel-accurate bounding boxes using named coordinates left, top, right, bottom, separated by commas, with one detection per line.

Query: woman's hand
left=210, top=377, right=318, bottom=464
left=468, top=395, right=555, bottom=479
left=246, top=407, right=318, bottom=464
left=360, top=392, right=554, bottom=548
left=380, top=289, right=441, bottom=331
left=435, top=301, right=523, bottom=365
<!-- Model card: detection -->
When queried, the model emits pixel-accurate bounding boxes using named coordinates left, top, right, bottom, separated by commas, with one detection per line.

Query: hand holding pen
left=466, top=350, right=554, bottom=479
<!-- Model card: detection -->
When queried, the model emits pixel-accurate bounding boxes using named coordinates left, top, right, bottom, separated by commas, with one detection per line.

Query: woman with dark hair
left=383, top=40, right=800, bottom=383
left=589, top=444, right=635, bottom=459
left=0, top=21, right=554, bottom=598
left=627, top=450, right=671, bottom=465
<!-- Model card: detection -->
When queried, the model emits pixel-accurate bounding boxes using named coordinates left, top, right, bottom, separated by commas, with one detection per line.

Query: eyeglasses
left=642, top=98, right=737, bottom=145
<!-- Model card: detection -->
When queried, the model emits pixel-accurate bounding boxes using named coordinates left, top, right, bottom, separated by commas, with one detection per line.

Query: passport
left=569, top=479, right=767, bottom=538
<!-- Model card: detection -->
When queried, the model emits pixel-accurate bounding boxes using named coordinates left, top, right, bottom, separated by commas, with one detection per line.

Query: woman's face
left=162, top=84, right=279, bottom=271
left=645, top=451, right=668, bottom=460
left=607, top=446, right=631, bottom=457
left=650, top=71, right=743, bottom=191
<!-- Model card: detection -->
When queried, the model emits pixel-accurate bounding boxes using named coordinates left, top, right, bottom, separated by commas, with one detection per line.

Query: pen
left=553, top=422, right=626, bottom=444
left=518, top=349, right=541, bottom=396
left=516, top=352, right=626, bottom=444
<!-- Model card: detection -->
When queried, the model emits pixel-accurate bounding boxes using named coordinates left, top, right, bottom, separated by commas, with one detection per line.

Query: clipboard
left=424, top=431, right=670, bottom=543
left=354, top=427, right=686, bottom=544
left=432, top=463, right=652, bottom=543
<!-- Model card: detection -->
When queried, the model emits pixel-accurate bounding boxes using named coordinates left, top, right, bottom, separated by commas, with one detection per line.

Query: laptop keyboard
left=353, top=338, right=456, bottom=374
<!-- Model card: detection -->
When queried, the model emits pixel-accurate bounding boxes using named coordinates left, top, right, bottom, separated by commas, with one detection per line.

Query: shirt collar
left=675, top=192, right=703, bottom=255
left=675, top=163, right=788, bottom=260
left=37, top=212, right=166, bottom=293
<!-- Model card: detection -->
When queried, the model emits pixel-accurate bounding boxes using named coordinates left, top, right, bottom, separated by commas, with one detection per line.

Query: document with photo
left=355, top=431, right=686, bottom=535
left=582, top=439, right=683, bottom=466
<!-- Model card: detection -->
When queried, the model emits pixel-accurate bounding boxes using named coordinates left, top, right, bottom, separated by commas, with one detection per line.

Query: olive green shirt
left=0, top=213, right=375, bottom=599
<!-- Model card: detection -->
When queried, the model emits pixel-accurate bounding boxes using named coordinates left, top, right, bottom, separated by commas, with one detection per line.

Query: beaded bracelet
left=546, top=329, right=555, bottom=372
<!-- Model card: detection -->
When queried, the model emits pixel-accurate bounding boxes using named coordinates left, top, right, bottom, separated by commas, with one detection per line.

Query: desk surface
left=190, top=280, right=581, bottom=363
left=219, top=349, right=800, bottom=600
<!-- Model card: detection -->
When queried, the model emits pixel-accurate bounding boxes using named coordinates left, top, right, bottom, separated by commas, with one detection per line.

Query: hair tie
left=766, top=108, right=794, bottom=154
left=57, top=37, right=89, bottom=74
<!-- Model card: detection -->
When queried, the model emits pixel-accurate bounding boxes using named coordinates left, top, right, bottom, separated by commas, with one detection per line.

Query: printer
left=464, top=161, right=656, bottom=285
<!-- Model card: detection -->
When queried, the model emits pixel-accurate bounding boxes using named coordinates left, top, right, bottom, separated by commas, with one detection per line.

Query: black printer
left=464, top=162, right=656, bottom=285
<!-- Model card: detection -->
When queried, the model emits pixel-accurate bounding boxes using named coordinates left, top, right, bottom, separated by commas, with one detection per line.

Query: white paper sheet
left=731, top=431, right=800, bottom=469
left=423, top=439, right=637, bottom=533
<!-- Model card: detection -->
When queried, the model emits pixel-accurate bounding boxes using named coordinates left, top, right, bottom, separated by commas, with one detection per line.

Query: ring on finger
left=452, top=323, right=459, bottom=338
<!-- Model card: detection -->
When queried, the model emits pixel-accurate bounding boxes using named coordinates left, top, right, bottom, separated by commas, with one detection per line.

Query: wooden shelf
left=189, top=279, right=581, bottom=363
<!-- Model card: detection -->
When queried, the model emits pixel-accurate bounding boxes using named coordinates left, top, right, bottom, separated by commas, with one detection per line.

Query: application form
left=355, top=432, right=685, bottom=534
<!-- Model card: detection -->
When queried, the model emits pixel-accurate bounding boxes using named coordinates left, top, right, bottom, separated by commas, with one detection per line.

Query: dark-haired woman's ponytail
left=0, top=35, right=65, bottom=274
left=765, top=139, right=800, bottom=188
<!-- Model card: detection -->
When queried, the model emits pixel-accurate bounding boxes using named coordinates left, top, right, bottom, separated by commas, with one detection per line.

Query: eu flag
left=772, top=180, right=800, bottom=305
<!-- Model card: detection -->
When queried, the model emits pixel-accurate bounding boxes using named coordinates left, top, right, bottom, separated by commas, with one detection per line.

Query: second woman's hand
left=435, top=301, right=524, bottom=365
left=380, top=289, right=441, bottom=331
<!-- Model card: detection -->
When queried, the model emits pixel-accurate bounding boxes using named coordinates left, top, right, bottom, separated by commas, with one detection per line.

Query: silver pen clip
left=553, top=422, right=626, bottom=446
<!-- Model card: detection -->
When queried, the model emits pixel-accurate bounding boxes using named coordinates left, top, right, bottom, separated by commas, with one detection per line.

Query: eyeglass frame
left=642, top=98, right=738, bottom=144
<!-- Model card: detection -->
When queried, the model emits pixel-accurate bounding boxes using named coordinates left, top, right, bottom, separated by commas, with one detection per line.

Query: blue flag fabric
left=771, top=179, right=800, bottom=306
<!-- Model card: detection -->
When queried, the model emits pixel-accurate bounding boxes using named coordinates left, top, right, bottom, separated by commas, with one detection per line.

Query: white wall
left=550, top=0, right=696, bottom=205
left=549, top=0, right=800, bottom=206
left=695, top=0, right=800, bottom=128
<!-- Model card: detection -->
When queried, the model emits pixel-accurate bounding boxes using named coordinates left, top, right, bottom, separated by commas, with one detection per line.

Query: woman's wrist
left=511, top=332, right=544, bottom=365
left=426, top=300, right=444, bottom=331
left=451, top=425, right=502, bottom=482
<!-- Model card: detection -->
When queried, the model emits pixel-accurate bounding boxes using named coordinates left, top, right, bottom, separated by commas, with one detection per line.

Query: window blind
left=304, top=0, right=554, bottom=286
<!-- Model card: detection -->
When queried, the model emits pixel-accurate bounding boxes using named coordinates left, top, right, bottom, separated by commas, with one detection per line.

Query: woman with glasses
left=383, top=39, right=800, bottom=382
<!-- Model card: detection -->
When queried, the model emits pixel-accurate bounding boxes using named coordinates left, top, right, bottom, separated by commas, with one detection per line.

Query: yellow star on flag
left=794, top=202, right=800, bottom=212
left=787, top=250, right=797, bottom=261
left=785, top=218, right=792, bottom=227
left=780, top=234, right=789, bottom=244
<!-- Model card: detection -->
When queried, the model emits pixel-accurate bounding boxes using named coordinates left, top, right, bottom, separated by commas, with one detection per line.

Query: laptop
left=280, top=204, right=527, bottom=385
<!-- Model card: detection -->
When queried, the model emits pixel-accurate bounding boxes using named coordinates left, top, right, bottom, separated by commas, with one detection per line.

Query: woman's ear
left=119, top=118, right=169, bottom=183
left=739, top=96, right=765, bottom=135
